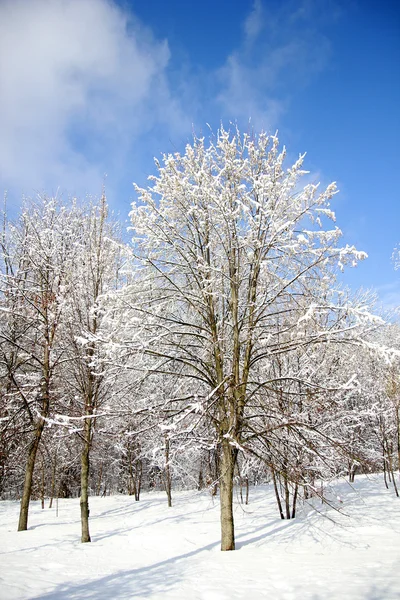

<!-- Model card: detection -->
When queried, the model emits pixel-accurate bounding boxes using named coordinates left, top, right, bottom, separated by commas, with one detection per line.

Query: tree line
left=1, top=127, right=399, bottom=551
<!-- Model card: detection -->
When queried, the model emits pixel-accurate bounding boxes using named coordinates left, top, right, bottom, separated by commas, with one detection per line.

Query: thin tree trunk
left=271, top=468, right=285, bottom=520
left=48, top=449, right=57, bottom=509
left=219, top=440, right=236, bottom=551
left=387, top=443, right=399, bottom=497
left=96, top=462, right=103, bottom=496
left=390, top=465, right=399, bottom=497
left=128, top=447, right=134, bottom=495
left=164, top=435, right=172, bottom=508
left=284, top=475, right=291, bottom=520
left=383, top=458, right=389, bottom=488
left=237, top=464, right=243, bottom=504
left=41, top=454, right=45, bottom=509
left=349, top=462, right=356, bottom=483
left=396, top=406, right=400, bottom=479
left=134, top=460, right=142, bottom=501
left=291, top=483, right=299, bottom=518
left=208, top=449, right=219, bottom=496
left=198, top=464, right=204, bottom=490
left=80, top=417, right=92, bottom=543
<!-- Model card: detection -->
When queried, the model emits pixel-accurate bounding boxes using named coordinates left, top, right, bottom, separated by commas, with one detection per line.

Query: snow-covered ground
left=1, top=475, right=399, bottom=600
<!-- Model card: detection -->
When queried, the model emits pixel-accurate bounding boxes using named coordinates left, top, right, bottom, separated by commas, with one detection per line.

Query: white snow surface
left=1, top=475, right=399, bottom=600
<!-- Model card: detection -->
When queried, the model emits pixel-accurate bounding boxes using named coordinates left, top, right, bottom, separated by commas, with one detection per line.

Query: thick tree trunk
left=219, top=440, right=236, bottom=551
left=80, top=418, right=92, bottom=543
left=18, top=423, right=45, bottom=531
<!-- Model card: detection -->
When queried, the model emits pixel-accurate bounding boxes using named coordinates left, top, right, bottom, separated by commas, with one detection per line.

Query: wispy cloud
left=0, top=0, right=188, bottom=199
left=215, top=0, right=335, bottom=130
left=244, top=0, right=264, bottom=43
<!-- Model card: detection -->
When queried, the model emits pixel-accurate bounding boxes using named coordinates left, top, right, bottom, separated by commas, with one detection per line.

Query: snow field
left=1, top=475, right=399, bottom=600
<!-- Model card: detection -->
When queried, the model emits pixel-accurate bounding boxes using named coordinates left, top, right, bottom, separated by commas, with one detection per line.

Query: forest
left=1, top=127, right=399, bottom=553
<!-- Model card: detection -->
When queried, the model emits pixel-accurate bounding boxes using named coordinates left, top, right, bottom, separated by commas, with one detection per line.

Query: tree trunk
left=80, top=417, right=92, bottom=543
left=383, top=454, right=389, bottom=489
left=18, top=346, right=51, bottom=531
left=164, top=435, right=172, bottom=508
left=271, top=467, right=285, bottom=520
left=291, top=483, right=299, bottom=518
left=18, top=423, right=44, bottom=531
left=387, top=442, right=399, bottom=497
left=396, top=406, right=400, bottom=479
left=198, top=464, right=204, bottom=490
left=134, top=460, right=142, bottom=501
left=96, top=462, right=103, bottom=496
left=40, top=454, right=45, bottom=509
left=48, top=450, right=57, bottom=509
left=284, top=476, right=291, bottom=519
left=245, top=475, right=249, bottom=505
left=219, top=440, right=236, bottom=551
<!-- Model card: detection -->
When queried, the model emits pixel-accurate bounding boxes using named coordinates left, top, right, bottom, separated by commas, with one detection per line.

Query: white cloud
left=0, top=0, right=342, bottom=204
left=0, top=0, right=188, bottom=198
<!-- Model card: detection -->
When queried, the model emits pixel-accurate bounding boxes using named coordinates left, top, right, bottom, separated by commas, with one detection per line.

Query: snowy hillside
left=1, top=475, right=399, bottom=600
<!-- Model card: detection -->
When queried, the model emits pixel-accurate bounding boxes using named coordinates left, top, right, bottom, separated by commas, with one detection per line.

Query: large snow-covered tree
left=127, top=126, right=369, bottom=550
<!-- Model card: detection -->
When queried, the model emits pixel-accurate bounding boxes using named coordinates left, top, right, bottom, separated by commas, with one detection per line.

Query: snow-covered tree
left=127, top=126, right=370, bottom=550
left=0, top=197, right=80, bottom=530
left=60, top=195, right=126, bottom=542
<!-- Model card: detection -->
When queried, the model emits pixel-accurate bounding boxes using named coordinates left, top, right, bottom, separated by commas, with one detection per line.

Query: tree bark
left=18, top=424, right=44, bottom=531
left=80, top=417, right=92, bottom=543
left=18, top=340, right=51, bottom=530
left=164, top=435, right=172, bottom=508
left=40, top=454, right=45, bottom=509
left=271, top=467, right=285, bottom=520
left=134, top=460, right=142, bottom=501
left=219, top=440, right=236, bottom=551
left=291, top=483, right=299, bottom=519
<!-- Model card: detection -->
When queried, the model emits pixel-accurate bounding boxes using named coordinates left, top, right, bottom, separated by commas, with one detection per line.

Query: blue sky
left=0, top=0, right=399, bottom=306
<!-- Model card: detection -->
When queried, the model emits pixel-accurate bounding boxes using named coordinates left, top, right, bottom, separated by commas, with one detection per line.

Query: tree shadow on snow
left=29, top=539, right=221, bottom=599
left=235, top=518, right=297, bottom=549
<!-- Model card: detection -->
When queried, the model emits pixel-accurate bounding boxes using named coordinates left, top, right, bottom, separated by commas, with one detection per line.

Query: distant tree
left=0, top=197, right=79, bottom=530
left=61, top=195, right=125, bottom=542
